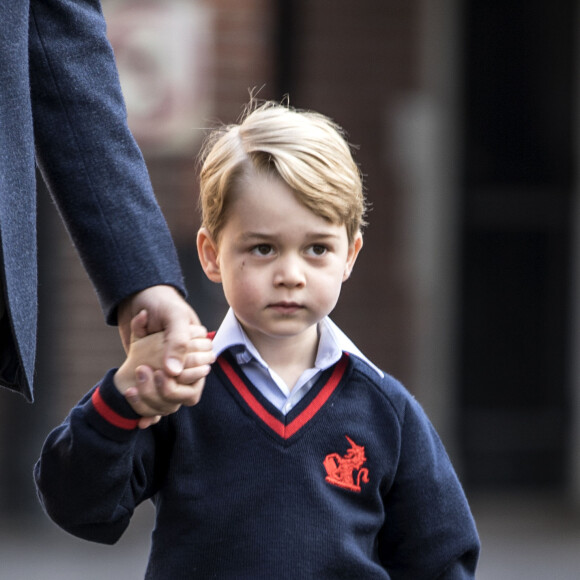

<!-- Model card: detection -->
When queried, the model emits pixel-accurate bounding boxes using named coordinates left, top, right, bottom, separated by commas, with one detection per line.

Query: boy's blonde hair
left=198, top=101, right=367, bottom=244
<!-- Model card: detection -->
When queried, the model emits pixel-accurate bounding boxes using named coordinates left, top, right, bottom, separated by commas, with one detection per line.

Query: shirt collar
left=212, top=308, right=383, bottom=378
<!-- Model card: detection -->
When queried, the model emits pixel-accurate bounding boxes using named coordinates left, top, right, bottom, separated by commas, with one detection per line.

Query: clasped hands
left=116, top=286, right=215, bottom=429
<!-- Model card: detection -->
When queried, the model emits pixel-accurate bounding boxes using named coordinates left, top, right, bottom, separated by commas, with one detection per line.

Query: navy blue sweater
left=35, top=353, right=479, bottom=579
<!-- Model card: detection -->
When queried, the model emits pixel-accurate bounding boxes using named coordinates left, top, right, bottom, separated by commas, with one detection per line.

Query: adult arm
left=28, top=0, right=184, bottom=321
left=28, top=1, right=215, bottom=403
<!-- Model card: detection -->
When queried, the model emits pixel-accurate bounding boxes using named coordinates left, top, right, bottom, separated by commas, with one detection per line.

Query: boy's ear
left=343, top=232, right=363, bottom=281
left=197, top=228, right=222, bottom=283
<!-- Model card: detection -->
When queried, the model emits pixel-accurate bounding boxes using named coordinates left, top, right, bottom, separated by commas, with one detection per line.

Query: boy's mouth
left=268, top=301, right=304, bottom=314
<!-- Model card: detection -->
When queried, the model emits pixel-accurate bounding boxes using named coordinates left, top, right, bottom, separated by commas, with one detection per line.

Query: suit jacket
left=0, top=0, right=185, bottom=401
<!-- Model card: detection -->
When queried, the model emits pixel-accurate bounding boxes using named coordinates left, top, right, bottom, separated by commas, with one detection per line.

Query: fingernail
left=136, top=370, right=146, bottom=383
left=167, top=358, right=184, bottom=375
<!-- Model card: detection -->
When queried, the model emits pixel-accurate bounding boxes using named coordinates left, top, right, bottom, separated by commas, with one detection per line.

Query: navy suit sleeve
left=27, top=0, right=185, bottom=323
left=378, top=394, right=480, bottom=579
left=34, top=370, right=164, bottom=545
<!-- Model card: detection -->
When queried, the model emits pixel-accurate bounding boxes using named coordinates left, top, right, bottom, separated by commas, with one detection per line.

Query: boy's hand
left=128, top=366, right=208, bottom=429
left=115, top=310, right=214, bottom=427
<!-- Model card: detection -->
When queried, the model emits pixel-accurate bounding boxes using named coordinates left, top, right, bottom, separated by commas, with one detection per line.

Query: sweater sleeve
left=28, top=0, right=185, bottom=323
left=34, top=370, right=163, bottom=545
left=378, top=395, right=480, bottom=579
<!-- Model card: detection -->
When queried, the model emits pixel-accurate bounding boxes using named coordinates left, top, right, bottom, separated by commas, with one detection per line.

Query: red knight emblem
left=323, top=435, right=369, bottom=492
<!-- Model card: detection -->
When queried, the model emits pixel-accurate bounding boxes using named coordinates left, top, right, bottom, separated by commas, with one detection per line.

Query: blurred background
left=1, top=0, right=580, bottom=577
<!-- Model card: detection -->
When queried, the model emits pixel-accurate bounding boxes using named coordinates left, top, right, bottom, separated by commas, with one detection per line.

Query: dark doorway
left=458, top=0, right=576, bottom=488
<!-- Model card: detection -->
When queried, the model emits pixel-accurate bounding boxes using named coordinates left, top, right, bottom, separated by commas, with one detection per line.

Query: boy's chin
left=245, top=321, right=320, bottom=341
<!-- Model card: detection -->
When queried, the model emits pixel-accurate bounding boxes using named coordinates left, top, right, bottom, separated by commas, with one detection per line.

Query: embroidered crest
left=323, top=435, right=369, bottom=493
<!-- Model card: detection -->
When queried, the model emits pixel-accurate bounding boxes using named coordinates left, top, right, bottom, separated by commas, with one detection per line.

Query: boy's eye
left=251, top=244, right=274, bottom=256
left=307, top=244, right=328, bottom=256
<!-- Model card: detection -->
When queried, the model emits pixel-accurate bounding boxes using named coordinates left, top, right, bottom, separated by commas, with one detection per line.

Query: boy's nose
left=273, top=255, right=306, bottom=287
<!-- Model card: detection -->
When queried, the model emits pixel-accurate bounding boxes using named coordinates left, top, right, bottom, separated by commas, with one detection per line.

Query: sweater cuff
left=86, top=369, right=141, bottom=440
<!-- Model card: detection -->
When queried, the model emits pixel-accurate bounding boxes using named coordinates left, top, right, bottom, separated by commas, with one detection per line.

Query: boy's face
left=197, top=172, right=362, bottom=354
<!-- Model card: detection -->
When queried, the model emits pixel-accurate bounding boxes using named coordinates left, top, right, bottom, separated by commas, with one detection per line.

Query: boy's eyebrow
left=239, top=232, right=272, bottom=241
left=239, top=231, right=342, bottom=242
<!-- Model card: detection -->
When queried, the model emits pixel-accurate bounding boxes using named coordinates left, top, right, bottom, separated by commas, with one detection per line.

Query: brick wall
left=290, top=0, right=421, bottom=379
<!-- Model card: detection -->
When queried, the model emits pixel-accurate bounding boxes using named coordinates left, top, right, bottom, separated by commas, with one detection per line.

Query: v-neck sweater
left=35, top=353, right=479, bottom=579
left=211, top=309, right=383, bottom=414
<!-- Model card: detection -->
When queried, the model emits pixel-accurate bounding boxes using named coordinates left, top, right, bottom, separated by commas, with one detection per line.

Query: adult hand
left=117, top=286, right=215, bottom=425
left=118, top=285, right=210, bottom=375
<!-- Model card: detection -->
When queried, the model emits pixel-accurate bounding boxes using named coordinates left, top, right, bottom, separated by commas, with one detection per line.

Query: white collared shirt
left=211, top=308, right=383, bottom=415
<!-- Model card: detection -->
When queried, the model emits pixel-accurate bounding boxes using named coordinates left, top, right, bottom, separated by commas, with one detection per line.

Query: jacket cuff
left=86, top=369, right=141, bottom=440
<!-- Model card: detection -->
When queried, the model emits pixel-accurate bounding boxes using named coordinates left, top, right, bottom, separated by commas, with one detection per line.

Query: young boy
left=35, top=102, right=480, bottom=578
